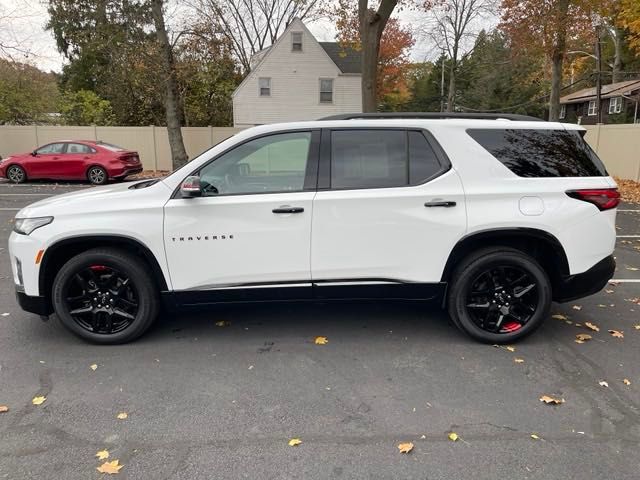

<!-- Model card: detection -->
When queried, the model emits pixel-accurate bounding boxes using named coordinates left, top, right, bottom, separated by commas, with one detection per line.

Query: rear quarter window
left=467, top=128, right=607, bottom=177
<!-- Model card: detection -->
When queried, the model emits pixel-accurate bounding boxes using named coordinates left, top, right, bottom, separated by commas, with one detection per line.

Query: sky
left=0, top=0, right=485, bottom=73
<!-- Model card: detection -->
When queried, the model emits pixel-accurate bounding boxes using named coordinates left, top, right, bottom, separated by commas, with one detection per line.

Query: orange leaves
left=97, top=460, right=123, bottom=474
left=608, top=330, right=624, bottom=339
left=448, top=432, right=459, bottom=442
left=575, top=333, right=592, bottom=344
left=584, top=322, right=600, bottom=332
left=32, top=396, right=46, bottom=406
left=540, top=395, right=564, bottom=405
left=397, top=442, right=414, bottom=453
left=314, top=336, right=328, bottom=345
left=0, top=405, right=8, bottom=413
left=116, top=412, right=128, bottom=420
left=288, top=438, right=302, bottom=447
left=96, top=450, right=109, bottom=460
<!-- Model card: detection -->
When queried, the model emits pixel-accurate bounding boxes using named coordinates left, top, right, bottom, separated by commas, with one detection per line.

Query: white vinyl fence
left=1, top=123, right=639, bottom=181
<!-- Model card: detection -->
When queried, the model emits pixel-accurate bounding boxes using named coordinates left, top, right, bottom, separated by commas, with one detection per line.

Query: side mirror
left=31, top=151, right=37, bottom=156
left=180, top=175, right=201, bottom=198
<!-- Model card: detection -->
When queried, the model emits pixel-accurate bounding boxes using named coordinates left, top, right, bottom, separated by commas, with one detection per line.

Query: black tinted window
left=409, top=131, right=443, bottom=183
left=467, top=129, right=607, bottom=177
left=331, top=130, right=407, bottom=189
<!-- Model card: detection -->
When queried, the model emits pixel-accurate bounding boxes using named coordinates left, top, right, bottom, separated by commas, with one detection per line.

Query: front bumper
left=15, top=289, right=52, bottom=316
left=554, top=255, right=615, bottom=303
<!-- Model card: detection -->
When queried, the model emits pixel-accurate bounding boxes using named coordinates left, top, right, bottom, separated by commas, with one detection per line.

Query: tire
left=52, top=248, right=159, bottom=344
left=7, top=165, right=27, bottom=183
left=87, top=166, right=108, bottom=185
left=447, top=247, right=552, bottom=343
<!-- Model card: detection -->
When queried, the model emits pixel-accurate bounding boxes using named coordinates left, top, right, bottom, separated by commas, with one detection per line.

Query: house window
left=320, top=78, right=333, bottom=103
left=291, top=32, right=302, bottom=52
left=587, top=100, right=597, bottom=116
left=259, top=77, right=271, bottom=97
left=559, top=104, right=566, bottom=119
left=609, top=96, right=623, bottom=114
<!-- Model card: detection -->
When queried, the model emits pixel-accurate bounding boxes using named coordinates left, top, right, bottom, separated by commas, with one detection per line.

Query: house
left=559, top=79, right=640, bottom=124
left=232, top=18, right=362, bottom=127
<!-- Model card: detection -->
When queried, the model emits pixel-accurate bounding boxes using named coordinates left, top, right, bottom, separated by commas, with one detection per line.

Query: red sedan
left=0, top=140, right=143, bottom=185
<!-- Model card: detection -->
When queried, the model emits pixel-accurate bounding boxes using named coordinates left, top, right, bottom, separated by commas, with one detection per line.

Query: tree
left=620, top=0, right=640, bottom=54
left=426, top=0, right=496, bottom=112
left=151, top=0, right=188, bottom=169
left=0, top=59, right=59, bottom=124
left=333, top=4, right=415, bottom=110
left=500, top=0, right=596, bottom=121
left=188, top=0, right=325, bottom=73
left=58, top=89, right=115, bottom=125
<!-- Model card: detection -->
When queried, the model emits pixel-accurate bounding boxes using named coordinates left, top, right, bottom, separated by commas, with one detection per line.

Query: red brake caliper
left=502, top=321, right=522, bottom=333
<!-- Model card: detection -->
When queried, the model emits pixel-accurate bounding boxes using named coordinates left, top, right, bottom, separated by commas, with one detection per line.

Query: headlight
left=14, top=216, right=53, bottom=235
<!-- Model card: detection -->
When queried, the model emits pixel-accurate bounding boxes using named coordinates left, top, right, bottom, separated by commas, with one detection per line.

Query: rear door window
left=467, top=128, right=607, bottom=177
left=330, top=129, right=447, bottom=189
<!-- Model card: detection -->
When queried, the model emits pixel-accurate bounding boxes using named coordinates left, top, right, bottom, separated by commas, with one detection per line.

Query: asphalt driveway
left=1, top=181, right=639, bottom=479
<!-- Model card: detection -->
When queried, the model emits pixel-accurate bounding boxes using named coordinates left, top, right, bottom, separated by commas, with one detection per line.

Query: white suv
left=9, top=113, right=618, bottom=344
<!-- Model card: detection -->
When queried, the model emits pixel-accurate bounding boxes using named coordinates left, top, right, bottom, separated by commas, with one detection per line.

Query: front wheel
left=7, top=165, right=27, bottom=183
left=447, top=247, right=552, bottom=343
left=87, top=166, right=108, bottom=185
left=52, top=248, right=159, bottom=344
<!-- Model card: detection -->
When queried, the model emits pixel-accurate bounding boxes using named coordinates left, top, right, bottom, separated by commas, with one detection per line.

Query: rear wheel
left=52, top=248, right=159, bottom=344
left=447, top=247, right=551, bottom=343
left=7, top=165, right=26, bottom=183
left=87, top=166, right=108, bottom=185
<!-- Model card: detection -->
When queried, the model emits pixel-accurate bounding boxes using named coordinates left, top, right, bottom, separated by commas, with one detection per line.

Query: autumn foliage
left=333, top=2, right=415, bottom=105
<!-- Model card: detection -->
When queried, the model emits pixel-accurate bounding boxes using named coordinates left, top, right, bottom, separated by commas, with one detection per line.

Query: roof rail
left=318, top=112, right=544, bottom=122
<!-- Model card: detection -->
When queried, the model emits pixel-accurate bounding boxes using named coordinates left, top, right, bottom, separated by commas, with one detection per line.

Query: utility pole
left=440, top=52, right=445, bottom=112
left=595, top=24, right=602, bottom=124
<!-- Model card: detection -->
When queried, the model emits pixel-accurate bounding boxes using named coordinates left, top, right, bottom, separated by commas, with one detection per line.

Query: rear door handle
left=272, top=206, right=304, bottom=214
left=424, top=201, right=456, bottom=208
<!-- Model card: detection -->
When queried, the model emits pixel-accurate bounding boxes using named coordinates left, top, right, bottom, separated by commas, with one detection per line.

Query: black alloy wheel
left=465, top=265, right=538, bottom=334
left=64, top=265, right=138, bottom=334
left=52, top=248, right=159, bottom=344
left=447, top=247, right=552, bottom=343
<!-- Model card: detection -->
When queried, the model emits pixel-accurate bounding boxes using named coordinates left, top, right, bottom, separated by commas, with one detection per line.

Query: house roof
left=560, top=79, right=640, bottom=104
left=319, top=42, right=362, bottom=74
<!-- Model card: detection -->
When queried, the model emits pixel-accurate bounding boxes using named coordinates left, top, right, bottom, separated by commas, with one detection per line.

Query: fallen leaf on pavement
left=626, top=266, right=639, bottom=271
left=32, top=396, right=46, bottom=406
left=623, top=379, right=631, bottom=386
left=597, top=304, right=607, bottom=308
left=0, top=405, right=8, bottom=413
left=605, top=289, right=614, bottom=294
left=552, top=314, right=568, bottom=320
left=584, top=322, right=600, bottom=332
left=116, top=412, right=128, bottom=420
left=505, top=346, right=516, bottom=352
left=97, top=460, right=123, bottom=474
left=314, top=336, right=328, bottom=345
left=90, top=364, right=98, bottom=371
left=96, top=450, right=109, bottom=460
left=575, top=333, right=592, bottom=343
left=609, top=329, right=624, bottom=338
left=635, top=325, right=640, bottom=330
left=572, top=305, right=582, bottom=310
left=215, top=320, right=230, bottom=327
left=288, top=438, right=302, bottom=447
left=398, top=442, right=414, bottom=453
left=540, top=395, right=564, bottom=405
left=599, top=380, right=609, bottom=388
left=448, top=432, right=459, bottom=442
left=530, top=434, right=540, bottom=440
left=514, top=358, right=524, bottom=363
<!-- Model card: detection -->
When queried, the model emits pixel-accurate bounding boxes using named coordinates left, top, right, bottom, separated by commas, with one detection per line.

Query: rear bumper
left=113, top=166, right=143, bottom=178
left=15, top=289, right=52, bottom=316
left=554, top=255, right=615, bottom=303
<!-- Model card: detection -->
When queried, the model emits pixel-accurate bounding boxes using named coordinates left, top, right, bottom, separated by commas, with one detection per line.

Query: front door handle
left=424, top=200, right=457, bottom=208
left=272, top=206, right=304, bottom=214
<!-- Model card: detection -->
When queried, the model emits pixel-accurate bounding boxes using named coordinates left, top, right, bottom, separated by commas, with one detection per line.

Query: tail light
left=566, top=188, right=620, bottom=211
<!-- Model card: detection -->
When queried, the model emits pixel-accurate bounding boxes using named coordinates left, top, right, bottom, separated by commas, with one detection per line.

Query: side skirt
left=162, top=280, right=447, bottom=310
